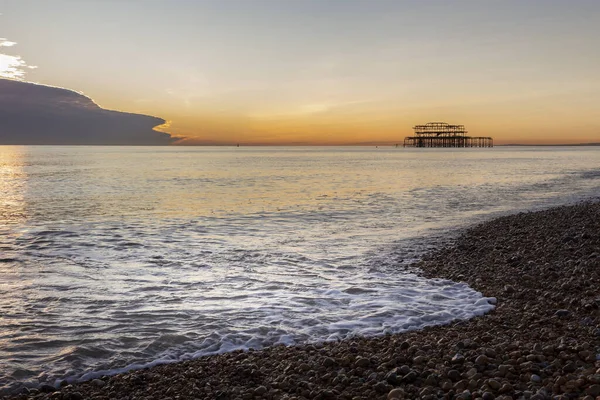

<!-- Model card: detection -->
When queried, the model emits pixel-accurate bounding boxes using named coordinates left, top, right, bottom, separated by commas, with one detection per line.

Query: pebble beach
left=5, top=201, right=600, bottom=400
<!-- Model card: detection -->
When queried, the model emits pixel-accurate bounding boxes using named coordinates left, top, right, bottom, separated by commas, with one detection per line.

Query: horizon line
left=171, top=141, right=600, bottom=147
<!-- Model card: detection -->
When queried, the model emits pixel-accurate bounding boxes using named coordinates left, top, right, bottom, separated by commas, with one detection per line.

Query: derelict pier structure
left=403, top=122, right=493, bottom=148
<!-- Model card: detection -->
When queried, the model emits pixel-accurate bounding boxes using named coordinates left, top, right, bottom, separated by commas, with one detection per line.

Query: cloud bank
left=0, top=78, right=175, bottom=145
left=0, top=33, right=173, bottom=145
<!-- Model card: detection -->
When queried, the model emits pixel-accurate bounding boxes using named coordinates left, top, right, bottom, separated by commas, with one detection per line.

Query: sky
left=1, top=0, right=599, bottom=145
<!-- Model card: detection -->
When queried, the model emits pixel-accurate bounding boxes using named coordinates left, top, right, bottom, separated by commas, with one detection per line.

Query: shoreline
left=6, top=201, right=600, bottom=400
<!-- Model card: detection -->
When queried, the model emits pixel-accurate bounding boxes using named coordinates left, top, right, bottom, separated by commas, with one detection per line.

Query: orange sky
left=1, top=0, right=599, bottom=145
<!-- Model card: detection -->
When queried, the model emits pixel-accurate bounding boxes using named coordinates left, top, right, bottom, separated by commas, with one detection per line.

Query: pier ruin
left=403, top=122, right=493, bottom=148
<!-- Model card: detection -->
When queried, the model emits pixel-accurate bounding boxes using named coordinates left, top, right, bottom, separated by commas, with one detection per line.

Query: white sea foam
left=54, top=284, right=495, bottom=387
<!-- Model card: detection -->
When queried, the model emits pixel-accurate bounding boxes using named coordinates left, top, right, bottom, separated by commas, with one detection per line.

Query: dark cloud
left=0, top=78, right=175, bottom=145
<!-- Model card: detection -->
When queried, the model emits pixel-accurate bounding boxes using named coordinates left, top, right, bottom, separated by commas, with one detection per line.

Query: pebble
left=39, top=384, right=56, bottom=393
left=554, top=309, right=571, bottom=318
left=322, top=357, right=336, bottom=367
left=374, top=381, right=390, bottom=393
left=475, top=355, right=489, bottom=365
left=487, top=379, right=501, bottom=390
left=413, top=355, right=426, bottom=364
left=385, top=371, right=401, bottom=385
left=398, top=365, right=411, bottom=375
left=387, top=388, right=404, bottom=399
left=448, top=369, right=461, bottom=381
left=497, top=365, right=510, bottom=377
left=354, top=357, right=370, bottom=368
left=253, top=386, right=267, bottom=396
left=466, top=367, right=478, bottom=378
left=499, top=383, right=513, bottom=394
left=586, top=384, right=600, bottom=396
left=452, top=353, right=465, bottom=364
left=91, top=379, right=105, bottom=388
left=482, top=392, right=495, bottom=400
left=403, top=371, right=417, bottom=383
left=530, top=374, right=541, bottom=383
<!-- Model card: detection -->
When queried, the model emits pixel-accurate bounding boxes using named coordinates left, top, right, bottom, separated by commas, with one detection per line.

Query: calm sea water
left=0, top=146, right=599, bottom=393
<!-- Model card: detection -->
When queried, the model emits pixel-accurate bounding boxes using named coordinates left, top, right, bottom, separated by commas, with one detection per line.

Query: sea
left=0, top=145, right=599, bottom=394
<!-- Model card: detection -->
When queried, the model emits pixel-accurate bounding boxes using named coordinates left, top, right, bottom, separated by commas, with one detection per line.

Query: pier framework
left=403, top=122, right=493, bottom=148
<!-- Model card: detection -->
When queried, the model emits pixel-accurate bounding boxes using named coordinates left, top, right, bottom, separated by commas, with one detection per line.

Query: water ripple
left=1, top=146, right=599, bottom=394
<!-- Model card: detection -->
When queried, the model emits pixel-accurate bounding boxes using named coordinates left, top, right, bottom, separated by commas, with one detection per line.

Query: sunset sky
left=1, top=0, right=599, bottom=145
